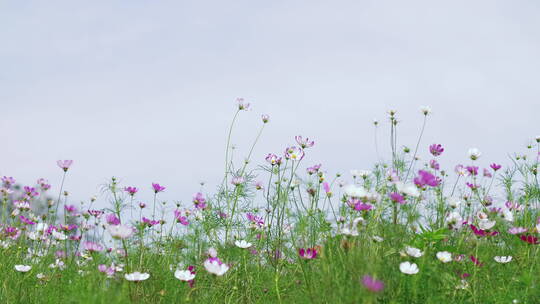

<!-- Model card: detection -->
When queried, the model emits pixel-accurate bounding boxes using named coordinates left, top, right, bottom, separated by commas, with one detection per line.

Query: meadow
left=1, top=100, right=539, bottom=303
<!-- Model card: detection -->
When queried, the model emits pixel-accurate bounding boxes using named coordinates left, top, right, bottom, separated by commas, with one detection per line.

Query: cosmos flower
left=175, top=269, right=196, bottom=281
left=192, top=192, right=207, bottom=209
left=429, top=144, right=444, bottom=157
left=414, top=170, right=439, bottom=187
left=265, top=153, right=282, bottom=166
left=389, top=192, right=405, bottom=204
left=419, top=106, right=431, bottom=116
left=361, top=275, right=384, bottom=293
left=124, top=186, right=138, bottom=196
left=494, top=256, right=512, bottom=263
left=519, top=235, right=539, bottom=245
left=125, top=272, right=150, bottom=281
left=14, top=265, right=32, bottom=272
left=298, top=248, right=317, bottom=259
left=237, top=98, right=250, bottom=110
left=344, top=185, right=368, bottom=198
left=399, top=262, right=419, bottom=275
left=490, top=163, right=502, bottom=171
left=508, top=227, right=527, bottom=235
left=107, top=224, right=134, bottom=239
left=261, top=114, right=270, bottom=123
left=295, top=136, right=315, bottom=149
left=204, top=258, right=229, bottom=276
left=152, top=183, right=165, bottom=193
left=405, top=246, right=423, bottom=258
left=436, top=251, right=452, bottom=263
left=468, top=148, right=481, bottom=160
left=57, top=160, right=73, bottom=172
left=284, top=146, right=305, bottom=161
left=396, top=182, right=420, bottom=198
left=234, top=240, right=252, bottom=249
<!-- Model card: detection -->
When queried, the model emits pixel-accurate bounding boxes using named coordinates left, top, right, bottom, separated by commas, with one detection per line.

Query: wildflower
left=175, top=269, right=196, bottom=281
left=255, top=181, right=264, bottom=190
left=389, top=192, right=405, bottom=204
left=519, top=234, right=539, bottom=244
left=501, top=210, right=514, bottom=222
left=414, top=170, right=440, bottom=187
left=494, top=256, right=512, bottom=263
left=429, top=144, right=444, bottom=156
left=246, top=213, right=264, bottom=228
left=1, top=176, right=16, bottom=188
left=466, top=166, right=478, bottom=176
left=107, top=224, right=134, bottom=239
left=490, top=163, right=502, bottom=171
left=14, top=265, right=32, bottom=272
left=261, top=114, right=269, bottom=123
left=322, top=182, right=332, bottom=197
left=430, top=159, right=440, bottom=170
left=361, top=275, right=384, bottom=293
left=454, top=165, right=468, bottom=176
left=152, top=183, right=165, bottom=193
left=396, top=182, right=420, bottom=198
left=142, top=217, right=160, bottom=227
left=405, top=246, right=423, bottom=258
left=344, top=185, right=367, bottom=198
left=125, top=272, right=150, bottom=281
left=372, top=236, right=384, bottom=243
left=470, top=255, right=483, bottom=267
left=174, top=210, right=189, bottom=226
left=456, top=279, right=469, bottom=290
left=265, top=153, right=282, bottom=166
left=192, top=192, right=207, bottom=209
left=470, top=224, right=499, bottom=237
left=124, top=186, right=138, bottom=196
left=298, top=248, right=317, bottom=259
left=204, top=258, right=229, bottom=276
left=231, top=176, right=245, bottom=186
left=52, top=230, right=68, bottom=241
left=508, top=227, right=527, bottom=234
left=353, top=200, right=373, bottom=211
left=306, top=164, right=321, bottom=175
left=436, top=251, right=452, bottom=263
left=295, top=136, right=315, bottom=149
left=399, top=262, right=419, bottom=275
left=234, top=240, right=252, bottom=249
left=106, top=213, right=121, bottom=225
left=98, top=264, right=116, bottom=277
left=483, top=168, right=492, bottom=178
left=284, top=146, right=305, bottom=161
left=478, top=219, right=496, bottom=230
left=447, top=197, right=461, bottom=209
left=139, top=202, right=146, bottom=209
left=84, top=241, right=103, bottom=252
left=57, top=160, right=73, bottom=172
left=237, top=98, right=250, bottom=110
left=468, top=148, right=481, bottom=160
left=419, top=106, right=431, bottom=116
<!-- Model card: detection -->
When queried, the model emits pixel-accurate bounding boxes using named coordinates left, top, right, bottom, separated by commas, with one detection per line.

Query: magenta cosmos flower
left=124, top=186, right=138, bottom=196
left=389, top=192, right=405, bottom=204
left=298, top=248, right=317, bottom=259
left=152, top=183, right=165, bottom=193
left=429, top=144, right=444, bottom=157
left=57, top=160, right=73, bottom=172
left=361, top=275, right=384, bottom=293
left=192, top=192, right=207, bottom=209
left=519, top=234, right=539, bottom=245
left=490, top=163, right=502, bottom=171
left=414, top=170, right=440, bottom=187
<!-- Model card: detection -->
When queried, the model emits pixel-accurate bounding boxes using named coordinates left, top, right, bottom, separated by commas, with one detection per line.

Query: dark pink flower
left=490, top=163, right=502, bottom=171
left=361, top=275, right=384, bottom=293
left=429, top=144, right=444, bottom=157
left=152, top=183, right=166, bottom=193
left=106, top=213, right=121, bottom=225
left=414, top=170, right=439, bottom=187
left=124, top=186, right=138, bottom=196
left=298, top=247, right=317, bottom=259
left=193, top=192, right=207, bottom=209
left=520, top=234, right=539, bottom=245
left=470, top=255, right=483, bottom=267
left=389, top=192, right=405, bottom=204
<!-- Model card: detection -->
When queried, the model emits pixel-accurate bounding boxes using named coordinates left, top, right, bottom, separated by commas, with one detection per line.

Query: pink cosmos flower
left=57, top=160, right=73, bottom=172
left=298, top=248, right=317, bottom=259
left=1, top=176, right=16, bottom=188
left=193, top=192, right=207, bottom=209
left=508, top=227, right=527, bottom=235
left=284, top=146, right=305, bottom=161
left=466, top=166, right=479, bottom=176
left=24, top=186, right=39, bottom=198
left=19, top=215, right=35, bottom=225
left=261, top=114, right=269, bottom=123
left=246, top=213, right=264, bottom=228
left=389, top=192, right=405, bottom=204
left=231, top=176, right=245, bottom=186
left=470, top=224, right=499, bottom=237
left=142, top=217, right=160, bottom=227
left=430, top=159, right=440, bottom=171
left=361, top=275, right=384, bottom=293
left=265, top=153, right=282, bottom=166
left=429, top=144, right=444, bottom=157
left=84, top=241, right=104, bottom=252
left=483, top=168, right=492, bottom=178
left=414, top=170, right=439, bottom=187
left=470, top=255, right=483, bottom=267
left=237, top=98, right=250, bottom=111
left=124, top=186, right=138, bottom=196
left=295, top=136, right=315, bottom=149
left=306, top=164, right=322, bottom=175
left=174, top=209, right=190, bottom=226
left=106, top=214, right=121, bottom=225
left=323, top=182, right=332, bottom=197
left=152, top=183, right=165, bottom=193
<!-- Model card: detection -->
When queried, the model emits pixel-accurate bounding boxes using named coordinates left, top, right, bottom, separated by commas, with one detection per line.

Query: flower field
left=1, top=100, right=539, bottom=303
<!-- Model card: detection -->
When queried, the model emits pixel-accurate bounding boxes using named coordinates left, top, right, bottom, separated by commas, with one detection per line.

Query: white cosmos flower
left=344, top=185, right=367, bottom=198
left=14, top=265, right=31, bottom=272
left=478, top=219, right=496, bottom=230
left=125, top=272, right=150, bottom=281
left=447, top=197, right=461, bottom=209
left=351, top=170, right=371, bottom=179
left=204, top=259, right=229, bottom=276
left=174, top=270, right=195, bottom=281
left=502, top=210, right=514, bottom=222
left=396, top=182, right=420, bottom=198
left=52, top=231, right=67, bottom=241
left=468, top=148, right=482, bottom=160
left=399, top=262, right=419, bottom=275
left=436, top=251, right=452, bottom=263
left=405, top=246, right=423, bottom=258
left=234, top=240, right=252, bottom=249
left=372, top=236, right=384, bottom=243
left=107, top=224, right=134, bottom=239
left=419, top=106, right=432, bottom=116
left=494, top=256, right=513, bottom=263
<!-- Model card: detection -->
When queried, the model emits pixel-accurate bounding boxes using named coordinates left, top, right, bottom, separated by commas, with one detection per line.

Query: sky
left=1, top=0, right=539, bottom=208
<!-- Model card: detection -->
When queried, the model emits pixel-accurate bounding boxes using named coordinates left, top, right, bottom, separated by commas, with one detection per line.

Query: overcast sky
left=1, top=1, right=539, bottom=208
